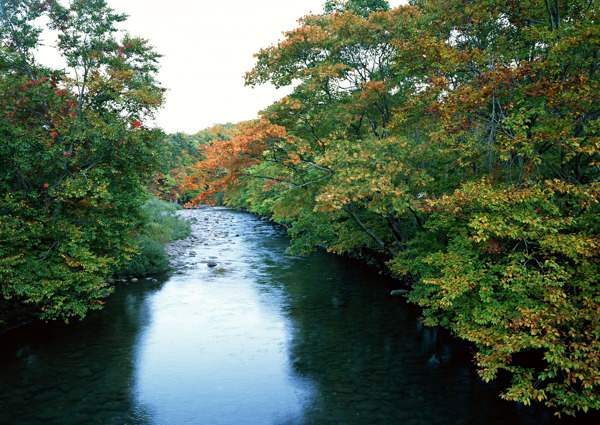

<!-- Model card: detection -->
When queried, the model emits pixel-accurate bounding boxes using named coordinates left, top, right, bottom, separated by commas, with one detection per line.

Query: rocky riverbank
left=162, top=207, right=245, bottom=273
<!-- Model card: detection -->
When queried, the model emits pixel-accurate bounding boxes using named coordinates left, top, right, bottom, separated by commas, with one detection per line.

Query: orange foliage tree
left=184, top=0, right=600, bottom=415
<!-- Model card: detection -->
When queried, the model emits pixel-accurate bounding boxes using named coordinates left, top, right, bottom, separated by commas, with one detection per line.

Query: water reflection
left=130, top=210, right=314, bottom=425
left=0, top=277, right=165, bottom=424
left=0, top=208, right=598, bottom=424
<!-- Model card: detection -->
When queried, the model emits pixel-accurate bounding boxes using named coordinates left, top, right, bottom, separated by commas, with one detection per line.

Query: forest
left=1, top=0, right=599, bottom=417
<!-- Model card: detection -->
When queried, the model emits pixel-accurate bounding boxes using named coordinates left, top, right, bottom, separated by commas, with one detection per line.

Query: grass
left=117, top=199, right=191, bottom=277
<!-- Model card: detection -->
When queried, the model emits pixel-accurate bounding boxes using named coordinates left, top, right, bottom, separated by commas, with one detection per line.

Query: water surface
left=0, top=208, right=594, bottom=424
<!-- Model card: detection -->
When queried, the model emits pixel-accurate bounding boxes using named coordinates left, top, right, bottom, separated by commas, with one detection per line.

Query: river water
left=0, top=208, right=595, bottom=424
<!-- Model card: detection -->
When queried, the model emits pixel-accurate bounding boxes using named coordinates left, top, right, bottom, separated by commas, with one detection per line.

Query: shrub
left=116, top=199, right=191, bottom=277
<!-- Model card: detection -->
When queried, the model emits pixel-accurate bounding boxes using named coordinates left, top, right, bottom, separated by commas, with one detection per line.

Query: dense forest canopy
left=184, top=0, right=600, bottom=416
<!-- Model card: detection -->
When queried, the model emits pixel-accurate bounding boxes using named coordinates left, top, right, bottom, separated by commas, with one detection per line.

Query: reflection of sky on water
left=133, top=210, right=314, bottom=425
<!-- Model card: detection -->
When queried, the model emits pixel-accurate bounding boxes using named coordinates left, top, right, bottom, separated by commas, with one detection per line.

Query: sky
left=40, top=1, right=406, bottom=134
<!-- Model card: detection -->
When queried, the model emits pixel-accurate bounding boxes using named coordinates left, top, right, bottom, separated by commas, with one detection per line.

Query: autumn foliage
left=146, top=125, right=239, bottom=204
left=183, top=0, right=600, bottom=416
left=0, top=0, right=164, bottom=322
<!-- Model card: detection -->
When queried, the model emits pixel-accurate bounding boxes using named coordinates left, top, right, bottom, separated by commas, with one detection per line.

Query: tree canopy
left=0, top=0, right=165, bottom=322
left=185, top=0, right=600, bottom=416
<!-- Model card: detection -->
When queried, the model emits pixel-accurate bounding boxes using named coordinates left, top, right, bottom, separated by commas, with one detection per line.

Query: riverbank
left=161, top=206, right=271, bottom=273
left=0, top=201, right=192, bottom=334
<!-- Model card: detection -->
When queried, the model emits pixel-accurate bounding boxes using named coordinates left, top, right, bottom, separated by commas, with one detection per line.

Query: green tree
left=324, top=0, right=390, bottom=16
left=185, top=0, right=600, bottom=415
left=0, top=0, right=165, bottom=323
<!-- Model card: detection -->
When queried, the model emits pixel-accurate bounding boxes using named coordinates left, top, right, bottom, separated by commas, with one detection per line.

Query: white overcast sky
left=39, top=1, right=406, bottom=134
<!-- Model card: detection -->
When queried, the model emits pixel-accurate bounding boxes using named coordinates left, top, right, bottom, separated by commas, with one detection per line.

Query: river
left=0, top=208, right=594, bottom=424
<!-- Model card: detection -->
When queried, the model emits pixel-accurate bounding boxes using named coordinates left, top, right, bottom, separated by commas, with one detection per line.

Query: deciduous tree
left=0, top=0, right=165, bottom=322
left=185, top=0, right=600, bottom=414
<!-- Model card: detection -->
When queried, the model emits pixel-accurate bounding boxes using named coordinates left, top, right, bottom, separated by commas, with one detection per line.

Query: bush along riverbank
left=0, top=199, right=191, bottom=334
left=115, top=199, right=192, bottom=280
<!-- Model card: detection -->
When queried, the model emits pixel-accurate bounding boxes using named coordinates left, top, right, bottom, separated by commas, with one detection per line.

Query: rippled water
left=0, top=208, right=596, bottom=424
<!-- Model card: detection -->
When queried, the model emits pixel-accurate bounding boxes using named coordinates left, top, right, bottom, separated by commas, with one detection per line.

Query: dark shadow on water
left=245, top=216, right=600, bottom=425
left=0, top=277, right=169, bottom=425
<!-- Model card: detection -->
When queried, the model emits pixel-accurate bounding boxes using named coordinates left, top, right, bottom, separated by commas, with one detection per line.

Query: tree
left=241, top=5, right=428, bottom=257
left=184, top=1, right=600, bottom=414
left=0, top=0, right=165, bottom=322
left=387, top=0, right=600, bottom=415
left=324, top=0, right=390, bottom=17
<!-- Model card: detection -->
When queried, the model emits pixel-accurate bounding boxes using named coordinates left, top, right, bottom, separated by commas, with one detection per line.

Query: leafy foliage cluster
left=148, top=124, right=237, bottom=204
left=116, top=199, right=191, bottom=278
left=0, top=0, right=164, bottom=323
left=184, top=0, right=600, bottom=415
